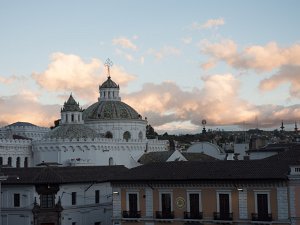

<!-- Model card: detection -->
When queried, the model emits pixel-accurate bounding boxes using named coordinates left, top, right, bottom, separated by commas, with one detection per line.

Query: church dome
left=44, top=124, right=100, bottom=139
left=100, top=76, right=119, bottom=89
left=83, top=101, right=141, bottom=120
left=84, top=75, right=142, bottom=121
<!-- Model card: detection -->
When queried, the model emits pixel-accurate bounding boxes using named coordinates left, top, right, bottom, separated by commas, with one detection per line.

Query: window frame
left=126, top=191, right=140, bottom=212
left=216, top=190, right=232, bottom=213
left=254, top=191, right=271, bottom=214
left=159, top=190, right=173, bottom=212
left=187, top=190, right=202, bottom=212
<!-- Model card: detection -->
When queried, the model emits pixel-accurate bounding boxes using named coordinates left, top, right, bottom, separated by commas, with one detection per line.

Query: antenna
left=104, top=58, right=113, bottom=78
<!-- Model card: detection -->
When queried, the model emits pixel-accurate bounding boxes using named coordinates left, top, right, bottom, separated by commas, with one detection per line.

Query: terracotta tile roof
left=111, top=160, right=289, bottom=182
left=1, top=165, right=128, bottom=185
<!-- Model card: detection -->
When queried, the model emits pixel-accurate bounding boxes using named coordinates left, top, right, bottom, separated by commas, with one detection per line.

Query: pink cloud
left=259, top=65, right=300, bottom=99
left=201, top=40, right=300, bottom=72
left=0, top=92, right=60, bottom=127
left=32, top=53, right=136, bottom=102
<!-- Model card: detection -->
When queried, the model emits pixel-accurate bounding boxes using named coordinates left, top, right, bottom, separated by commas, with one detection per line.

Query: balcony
left=122, top=210, right=141, bottom=218
left=184, top=211, right=203, bottom=219
left=251, top=213, right=272, bottom=221
left=213, top=212, right=233, bottom=220
left=155, top=211, right=174, bottom=219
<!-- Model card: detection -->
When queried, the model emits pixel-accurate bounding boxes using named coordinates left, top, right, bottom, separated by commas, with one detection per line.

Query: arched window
left=138, top=131, right=143, bottom=140
left=24, top=157, right=28, bottom=168
left=16, top=157, right=20, bottom=168
left=78, top=115, right=80, bottom=122
left=71, top=114, right=74, bottom=122
left=8, top=157, right=12, bottom=166
left=0, top=157, right=2, bottom=166
left=109, top=157, right=114, bottom=166
left=123, top=131, right=131, bottom=141
left=105, top=131, right=113, bottom=139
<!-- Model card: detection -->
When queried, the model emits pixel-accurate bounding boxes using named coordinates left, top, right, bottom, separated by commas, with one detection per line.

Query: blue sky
left=0, top=0, right=300, bottom=133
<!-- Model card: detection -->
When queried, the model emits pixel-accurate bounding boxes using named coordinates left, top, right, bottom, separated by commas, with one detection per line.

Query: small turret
left=60, top=94, right=84, bottom=125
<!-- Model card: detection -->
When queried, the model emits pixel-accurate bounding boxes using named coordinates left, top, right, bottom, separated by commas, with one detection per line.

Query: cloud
left=202, top=18, right=225, bottom=29
left=147, top=46, right=181, bottom=60
left=124, top=74, right=257, bottom=128
left=259, top=65, right=300, bottom=99
left=0, top=75, right=27, bottom=84
left=115, top=48, right=135, bottom=62
left=190, top=18, right=225, bottom=30
left=112, top=37, right=138, bottom=51
left=0, top=92, right=60, bottom=127
left=182, top=37, right=192, bottom=45
left=122, top=73, right=300, bottom=132
left=200, top=40, right=300, bottom=72
left=32, top=52, right=136, bottom=102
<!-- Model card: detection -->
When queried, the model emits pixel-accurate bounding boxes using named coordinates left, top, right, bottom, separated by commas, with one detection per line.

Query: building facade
left=111, top=158, right=300, bottom=225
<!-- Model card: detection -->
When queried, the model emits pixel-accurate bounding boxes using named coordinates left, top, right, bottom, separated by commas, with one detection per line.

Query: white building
left=1, top=166, right=127, bottom=225
left=0, top=75, right=167, bottom=169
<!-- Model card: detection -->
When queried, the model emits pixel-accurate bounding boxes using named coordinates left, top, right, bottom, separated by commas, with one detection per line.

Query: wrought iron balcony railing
left=213, top=212, right=233, bottom=220
left=155, top=211, right=174, bottom=219
left=122, top=210, right=141, bottom=218
left=251, top=213, right=272, bottom=221
left=184, top=211, right=203, bottom=219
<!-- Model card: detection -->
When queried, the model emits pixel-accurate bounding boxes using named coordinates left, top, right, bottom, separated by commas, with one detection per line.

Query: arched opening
left=123, top=131, right=131, bottom=141
left=0, top=157, right=2, bottom=166
left=138, top=131, right=143, bottom=140
left=105, top=131, right=113, bottom=139
left=16, top=157, right=20, bottom=168
left=71, top=114, right=74, bottom=122
left=109, top=157, right=114, bottom=166
left=24, top=157, right=28, bottom=168
left=8, top=157, right=12, bottom=166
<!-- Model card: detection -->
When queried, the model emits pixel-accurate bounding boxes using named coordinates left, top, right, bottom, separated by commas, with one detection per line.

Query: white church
left=0, top=74, right=167, bottom=169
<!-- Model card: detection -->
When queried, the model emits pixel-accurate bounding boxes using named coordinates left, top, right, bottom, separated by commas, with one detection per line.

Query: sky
left=0, top=0, right=300, bottom=134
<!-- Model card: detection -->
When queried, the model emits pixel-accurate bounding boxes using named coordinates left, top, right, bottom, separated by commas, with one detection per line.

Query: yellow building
left=111, top=149, right=300, bottom=225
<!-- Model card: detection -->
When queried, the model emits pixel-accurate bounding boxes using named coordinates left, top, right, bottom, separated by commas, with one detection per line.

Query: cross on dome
left=105, top=58, right=113, bottom=78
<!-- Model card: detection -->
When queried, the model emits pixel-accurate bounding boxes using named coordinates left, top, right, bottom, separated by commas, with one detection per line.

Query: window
left=138, top=131, right=143, bottom=140
left=40, top=194, right=54, bottom=208
left=215, top=192, right=232, bottom=220
left=24, top=157, right=28, bottom=168
left=123, top=131, right=131, bottom=141
left=71, top=114, right=74, bottom=122
left=0, top=157, right=2, bottom=165
left=124, top=192, right=140, bottom=218
left=16, top=157, right=20, bottom=168
left=185, top=191, right=202, bottom=219
left=72, top=192, right=77, bottom=205
left=109, top=157, right=114, bottom=166
left=95, top=190, right=100, bottom=204
left=8, top=157, right=12, bottom=166
left=105, top=131, right=113, bottom=139
left=156, top=192, right=173, bottom=219
left=78, top=115, right=80, bottom=122
left=14, top=193, right=20, bottom=207
left=253, top=192, right=271, bottom=221
left=94, top=222, right=101, bottom=225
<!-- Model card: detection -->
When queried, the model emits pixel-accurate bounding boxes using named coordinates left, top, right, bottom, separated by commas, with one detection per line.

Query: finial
left=105, top=58, right=113, bottom=78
